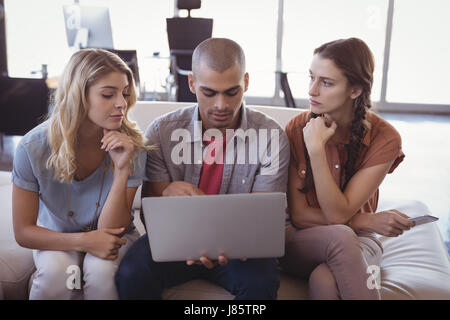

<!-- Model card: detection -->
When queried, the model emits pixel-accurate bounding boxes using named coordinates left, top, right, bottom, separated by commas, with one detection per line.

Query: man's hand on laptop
left=186, top=255, right=228, bottom=269
left=186, top=255, right=248, bottom=269
left=162, top=181, right=205, bottom=197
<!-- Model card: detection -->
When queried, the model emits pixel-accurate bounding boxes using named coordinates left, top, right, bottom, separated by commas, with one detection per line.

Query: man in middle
left=115, top=37, right=290, bottom=300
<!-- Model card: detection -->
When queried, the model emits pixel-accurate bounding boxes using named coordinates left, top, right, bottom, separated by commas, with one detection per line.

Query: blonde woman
left=11, top=49, right=149, bottom=300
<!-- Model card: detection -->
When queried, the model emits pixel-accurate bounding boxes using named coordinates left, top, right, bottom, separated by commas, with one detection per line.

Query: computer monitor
left=63, top=5, right=114, bottom=49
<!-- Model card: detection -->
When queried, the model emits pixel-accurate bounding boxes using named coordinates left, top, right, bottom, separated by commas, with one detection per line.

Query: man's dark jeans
left=115, top=234, right=280, bottom=300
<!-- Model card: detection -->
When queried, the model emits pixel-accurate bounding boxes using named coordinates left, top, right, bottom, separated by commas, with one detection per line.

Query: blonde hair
left=46, top=48, right=151, bottom=183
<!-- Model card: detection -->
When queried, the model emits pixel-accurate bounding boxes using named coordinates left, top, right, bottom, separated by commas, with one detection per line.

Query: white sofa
left=0, top=101, right=449, bottom=300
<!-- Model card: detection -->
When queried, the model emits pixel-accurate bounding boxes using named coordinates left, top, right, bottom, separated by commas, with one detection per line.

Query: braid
left=300, top=112, right=319, bottom=194
left=343, top=95, right=370, bottom=189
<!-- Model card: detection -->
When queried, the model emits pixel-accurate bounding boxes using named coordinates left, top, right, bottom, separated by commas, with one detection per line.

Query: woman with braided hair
left=280, top=38, right=414, bottom=299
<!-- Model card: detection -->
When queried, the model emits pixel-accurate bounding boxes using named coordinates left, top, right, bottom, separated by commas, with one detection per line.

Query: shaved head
left=192, top=38, right=246, bottom=77
left=188, top=38, right=249, bottom=134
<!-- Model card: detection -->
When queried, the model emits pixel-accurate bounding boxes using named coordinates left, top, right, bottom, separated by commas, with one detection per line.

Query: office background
left=3, top=0, right=450, bottom=112
left=0, top=0, right=449, bottom=251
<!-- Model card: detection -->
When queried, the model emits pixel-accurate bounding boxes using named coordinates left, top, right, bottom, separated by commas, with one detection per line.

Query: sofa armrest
left=0, top=171, right=11, bottom=187
left=377, top=198, right=450, bottom=299
left=132, top=185, right=142, bottom=212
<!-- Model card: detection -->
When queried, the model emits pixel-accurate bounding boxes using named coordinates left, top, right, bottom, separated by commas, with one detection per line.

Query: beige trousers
left=279, top=223, right=383, bottom=300
left=29, top=230, right=139, bottom=300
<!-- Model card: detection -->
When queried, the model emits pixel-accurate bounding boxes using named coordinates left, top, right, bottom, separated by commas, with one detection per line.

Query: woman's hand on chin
left=101, top=128, right=134, bottom=171
left=303, top=116, right=337, bottom=155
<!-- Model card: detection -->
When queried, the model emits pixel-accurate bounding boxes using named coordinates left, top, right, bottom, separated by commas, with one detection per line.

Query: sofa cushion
left=378, top=199, right=450, bottom=299
left=0, top=171, right=11, bottom=186
left=161, top=273, right=308, bottom=300
left=0, top=183, right=15, bottom=242
left=127, top=102, right=304, bottom=136
left=0, top=177, right=35, bottom=299
left=0, top=243, right=35, bottom=300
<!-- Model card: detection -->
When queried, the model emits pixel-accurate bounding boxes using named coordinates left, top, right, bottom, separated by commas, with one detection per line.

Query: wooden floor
left=1, top=112, right=449, bottom=254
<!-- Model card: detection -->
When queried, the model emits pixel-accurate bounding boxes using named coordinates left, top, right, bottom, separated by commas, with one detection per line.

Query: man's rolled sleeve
left=252, top=129, right=290, bottom=193
left=127, top=150, right=148, bottom=188
left=144, top=120, right=171, bottom=182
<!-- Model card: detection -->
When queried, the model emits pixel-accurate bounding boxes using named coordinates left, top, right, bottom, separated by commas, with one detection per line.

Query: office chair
left=106, top=49, right=140, bottom=90
left=279, top=71, right=297, bottom=108
left=166, top=0, right=213, bottom=102
left=0, top=77, right=50, bottom=149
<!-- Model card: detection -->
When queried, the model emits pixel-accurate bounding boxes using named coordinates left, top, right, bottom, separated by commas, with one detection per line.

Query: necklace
left=65, top=158, right=108, bottom=232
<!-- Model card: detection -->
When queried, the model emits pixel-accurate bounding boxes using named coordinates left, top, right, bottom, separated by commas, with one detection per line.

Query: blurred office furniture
left=140, top=52, right=172, bottom=101
left=106, top=49, right=140, bottom=92
left=166, top=0, right=213, bottom=102
left=177, top=0, right=201, bottom=17
left=0, top=77, right=50, bottom=149
left=61, top=5, right=140, bottom=95
left=31, top=64, right=48, bottom=80
left=279, top=71, right=296, bottom=108
left=62, top=5, right=114, bottom=50
left=0, top=0, right=7, bottom=77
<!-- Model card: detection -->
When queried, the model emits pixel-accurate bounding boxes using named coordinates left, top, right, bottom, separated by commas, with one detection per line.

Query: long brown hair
left=303, top=38, right=374, bottom=193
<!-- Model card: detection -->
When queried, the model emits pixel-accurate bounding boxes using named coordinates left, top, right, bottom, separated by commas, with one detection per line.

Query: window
left=5, top=0, right=173, bottom=81
left=78, top=0, right=173, bottom=95
left=4, top=0, right=73, bottom=78
left=78, top=0, right=172, bottom=57
left=282, top=0, right=389, bottom=102
left=4, top=0, right=450, bottom=112
left=192, top=0, right=278, bottom=97
left=387, top=0, right=450, bottom=105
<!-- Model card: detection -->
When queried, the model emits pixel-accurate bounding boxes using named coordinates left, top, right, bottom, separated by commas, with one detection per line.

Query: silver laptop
left=142, top=193, right=286, bottom=262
